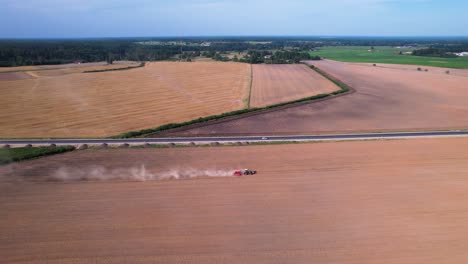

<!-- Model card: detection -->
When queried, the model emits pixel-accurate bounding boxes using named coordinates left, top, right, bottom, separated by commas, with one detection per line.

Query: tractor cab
left=233, top=169, right=257, bottom=176
left=243, top=169, right=257, bottom=175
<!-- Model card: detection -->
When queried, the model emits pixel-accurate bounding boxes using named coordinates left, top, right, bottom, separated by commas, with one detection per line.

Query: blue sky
left=0, top=0, right=467, bottom=38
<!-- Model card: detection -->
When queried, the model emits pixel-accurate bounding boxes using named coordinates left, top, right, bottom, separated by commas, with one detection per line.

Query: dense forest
left=0, top=40, right=180, bottom=67
left=0, top=39, right=321, bottom=66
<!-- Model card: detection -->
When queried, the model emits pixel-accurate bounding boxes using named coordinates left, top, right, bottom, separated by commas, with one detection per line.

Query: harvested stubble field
left=1, top=138, right=468, bottom=263
left=250, top=64, right=339, bottom=107
left=0, top=62, right=250, bottom=138
left=169, top=59, right=468, bottom=136
left=0, top=61, right=136, bottom=73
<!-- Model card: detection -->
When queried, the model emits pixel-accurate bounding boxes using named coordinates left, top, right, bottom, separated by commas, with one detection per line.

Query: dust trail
left=48, top=165, right=236, bottom=182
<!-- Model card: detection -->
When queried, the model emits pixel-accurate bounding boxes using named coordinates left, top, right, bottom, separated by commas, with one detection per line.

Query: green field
left=0, top=146, right=75, bottom=165
left=311, top=46, right=468, bottom=68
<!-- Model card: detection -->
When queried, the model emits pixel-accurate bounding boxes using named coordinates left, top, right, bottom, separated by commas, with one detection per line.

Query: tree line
left=0, top=39, right=322, bottom=67
left=0, top=40, right=181, bottom=67
left=240, top=50, right=319, bottom=64
left=412, top=44, right=468, bottom=58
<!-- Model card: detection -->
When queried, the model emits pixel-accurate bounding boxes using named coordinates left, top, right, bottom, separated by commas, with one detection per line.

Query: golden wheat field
left=0, top=62, right=251, bottom=138
left=250, top=64, right=339, bottom=107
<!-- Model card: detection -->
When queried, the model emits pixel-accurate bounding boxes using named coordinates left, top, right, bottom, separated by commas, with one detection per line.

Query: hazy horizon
left=2, top=35, right=468, bottom=40
left=1, top=0, right=467, bottom=38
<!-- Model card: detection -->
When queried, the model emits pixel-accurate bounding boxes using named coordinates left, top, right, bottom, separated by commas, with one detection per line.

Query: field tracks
left=246, top=64, right=253, bottom=109
left=83, top=62, right=146, bottom=73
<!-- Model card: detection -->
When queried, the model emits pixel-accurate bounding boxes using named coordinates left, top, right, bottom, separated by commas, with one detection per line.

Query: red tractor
left=233, top=169, right=257, bottom=176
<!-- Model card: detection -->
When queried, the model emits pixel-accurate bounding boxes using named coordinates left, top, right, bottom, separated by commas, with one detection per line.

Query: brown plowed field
left=250, top=64, right=339, bottom=107
left=2, top=138, right=468, bottom=263
left=169, top=59, right=468, bottom=136
left=0, top=62, right=250, bottom=138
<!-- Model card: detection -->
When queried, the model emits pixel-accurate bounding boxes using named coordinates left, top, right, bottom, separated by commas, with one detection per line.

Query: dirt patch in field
left=0, top=62, right=250, bottom=138
left=32, top=62, right=139, bottom=77
left=0, top=61, right=134, bottom=73
left=0, top=72, right=33, bottom=81
left=250, top=64, right=339, bottom=107
left=356, top=62, right=468, bottom=77
left=1, top=138, right=468, bottom=263
left=169, top=59, right=468, bottom=136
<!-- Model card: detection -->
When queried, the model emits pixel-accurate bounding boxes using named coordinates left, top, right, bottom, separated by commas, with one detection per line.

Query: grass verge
left=114, top=64, right=351, bottom=138
left=0, top=146, right=75, bottom=165
left=83, top=62, right=145, bottom=73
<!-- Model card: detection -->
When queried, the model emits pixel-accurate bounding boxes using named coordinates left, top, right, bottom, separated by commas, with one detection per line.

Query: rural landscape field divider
left=246, top=64, right=254, bottom=109
left=0, top=146, right=76, bottom=165
left=83, top=62, right=145, bottom=73
left=114, top=63, right=355, bottom=139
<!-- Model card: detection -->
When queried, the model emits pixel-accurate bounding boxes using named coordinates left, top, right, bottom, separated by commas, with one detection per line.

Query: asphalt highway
left=1, top=130, right=468, bottom=146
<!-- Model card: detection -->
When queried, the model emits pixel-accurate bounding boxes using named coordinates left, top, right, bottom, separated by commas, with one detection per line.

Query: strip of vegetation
left=115, top=108, right=260, bottom=138
left=0, top=146, right=75, bottom=165
left=308, top=65, right=350, bottom=93
left=83, top=62, right=145, bottom=73
left=246, top=64, right=253, bottom=108
left=114, top=64, right=351, bottom=139
left=129, top=140, right=307, bottom=148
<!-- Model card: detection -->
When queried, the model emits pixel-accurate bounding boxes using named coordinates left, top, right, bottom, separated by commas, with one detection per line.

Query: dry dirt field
left=169, top=59, right=468, bottom=136
left=0, top=62, right=250, bottom=138
left=1, top=138, right=468, bottom=263
left=250, top=64, right=339, bottom=107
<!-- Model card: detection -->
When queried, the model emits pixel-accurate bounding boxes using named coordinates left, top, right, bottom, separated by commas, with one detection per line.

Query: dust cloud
left=49, top=165, right=236, bottom=182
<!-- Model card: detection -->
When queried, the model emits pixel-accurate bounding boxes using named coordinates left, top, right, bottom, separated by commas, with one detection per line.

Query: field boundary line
left=83, top=62, right=145, bottom=73
left=115, top=63, right=355, bottom=138
left=247, top=64, right=253, bottom=109
left=0, top=62, right=143, bottom=74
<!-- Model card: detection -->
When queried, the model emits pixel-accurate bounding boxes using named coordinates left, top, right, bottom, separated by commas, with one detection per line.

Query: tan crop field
left=1, top=138, right=468, bottom=263
left=0, top=62, right=251, bottom=138
left=250, top=64, right=339, bottom=107
left=0, top=61, right=136, bottom=73
left=170, top=59, right=468, bottom=136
